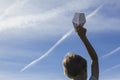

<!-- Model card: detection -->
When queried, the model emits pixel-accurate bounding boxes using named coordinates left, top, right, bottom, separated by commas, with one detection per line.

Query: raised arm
left=75, top=27, right=99, bottom=79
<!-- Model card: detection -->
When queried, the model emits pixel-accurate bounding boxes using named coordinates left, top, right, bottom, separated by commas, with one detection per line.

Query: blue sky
left=0, top=0, right=120, bottom=80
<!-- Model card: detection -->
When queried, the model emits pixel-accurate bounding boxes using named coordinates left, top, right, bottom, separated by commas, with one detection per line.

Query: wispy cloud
left=0, top=0, right=118, bottom=34
left=0, top=0, right=100, bottom=31
left=21, top=5, right=103, bottom=72
left=0, top=0, right=29, bottom=20
left=0, top=12, right=59, bottom=31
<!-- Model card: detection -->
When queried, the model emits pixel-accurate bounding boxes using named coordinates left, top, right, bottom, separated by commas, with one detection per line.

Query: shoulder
left=89, top=75, right=97, bottom=80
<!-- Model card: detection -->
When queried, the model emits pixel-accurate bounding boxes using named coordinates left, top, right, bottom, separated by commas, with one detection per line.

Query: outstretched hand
left=75, top=26, right=87, bottom=38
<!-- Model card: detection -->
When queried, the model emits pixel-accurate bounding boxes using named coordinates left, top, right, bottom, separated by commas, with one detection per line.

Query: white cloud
left=0, top=0, right=119, bottom=38
left=0, top=0, right=102, bottom=32
left=85, top=14, right=120, bottom=33
left=0, top=0, right=29, bottom=20
left=0, top=10, right=60, bottom=31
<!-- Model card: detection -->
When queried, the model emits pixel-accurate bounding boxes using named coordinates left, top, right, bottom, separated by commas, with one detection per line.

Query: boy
left=63, top=26, right=99, bottom=80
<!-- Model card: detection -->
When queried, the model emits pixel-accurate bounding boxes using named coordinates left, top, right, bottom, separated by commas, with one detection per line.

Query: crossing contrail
left=21, top=5, right=103, bottom=72
left=100, top=64, right=120, bottom=75
left=101, top=47, right=120, bottom=59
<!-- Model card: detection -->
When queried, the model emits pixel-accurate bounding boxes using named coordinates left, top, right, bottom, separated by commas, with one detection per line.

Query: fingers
left=75, top=26, right=86, bottom=32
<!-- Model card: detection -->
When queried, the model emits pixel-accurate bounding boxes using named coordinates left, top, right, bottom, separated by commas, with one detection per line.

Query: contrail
left=86, top=4, right=104, bottom=19
left=21, top=5, right=104, bottom=72
left=100, top=64, right=120, bottom=75
left=21, top=29, right=74, bottom=72
left=101, top=47, right=120, bottom=59
left=100, top=47, right=120, bottom=75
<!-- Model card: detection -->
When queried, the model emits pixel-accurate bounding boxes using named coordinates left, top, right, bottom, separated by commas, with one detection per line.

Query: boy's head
left=62, top=53, right=87, bottom=79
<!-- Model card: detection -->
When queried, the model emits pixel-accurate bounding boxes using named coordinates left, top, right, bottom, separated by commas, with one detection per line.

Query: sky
left=0, top=0, right=120, bottom=80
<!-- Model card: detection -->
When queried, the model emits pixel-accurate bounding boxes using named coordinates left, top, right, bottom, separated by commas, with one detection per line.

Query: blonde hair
left=63, top=53, right=87, bottom=78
